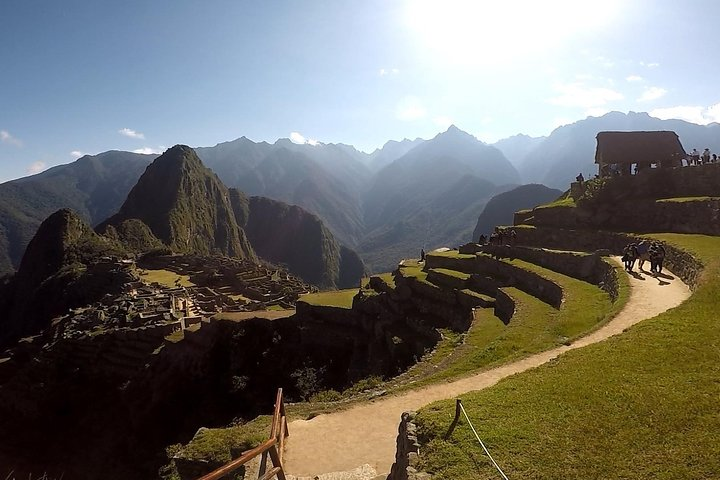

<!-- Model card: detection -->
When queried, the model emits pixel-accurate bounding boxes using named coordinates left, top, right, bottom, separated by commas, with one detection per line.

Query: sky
left=2, top=0, right=720, bottom=182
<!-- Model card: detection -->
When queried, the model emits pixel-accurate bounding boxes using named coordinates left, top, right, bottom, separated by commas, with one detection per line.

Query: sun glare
left=405, top=0, right=621, bottom=66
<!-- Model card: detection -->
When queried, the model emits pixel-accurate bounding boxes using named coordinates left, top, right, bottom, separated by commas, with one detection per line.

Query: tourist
left=702, top=148, right=711, bottom=165
left=622, top=243, right=639, bottom=272
left=651, top=242, right=666, bottom=274
left=576, top=172, right=584, bottom=182
left=636, top=240, right=650, bottom=270
left=648, top=243, right=659, bottom=275
left=509, top=228, right=517, bottom=246
left=420, top=248, right=425, bottom=263
left=713, top=154, right=718, bottom=163
left=478, top=234, right=487, bottom=245
left=691, top=148, right=700, bottom=166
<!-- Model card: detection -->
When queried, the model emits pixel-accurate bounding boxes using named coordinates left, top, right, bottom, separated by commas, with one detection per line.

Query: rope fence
left=445, top=398, right=510, bottom=480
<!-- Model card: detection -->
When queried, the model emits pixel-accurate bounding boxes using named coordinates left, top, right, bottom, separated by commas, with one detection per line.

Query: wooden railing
left=197, top=388, right=289, bottom=480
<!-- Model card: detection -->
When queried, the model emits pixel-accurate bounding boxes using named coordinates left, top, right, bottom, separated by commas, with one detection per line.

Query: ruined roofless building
left=595, top=131, right=686, bottom=177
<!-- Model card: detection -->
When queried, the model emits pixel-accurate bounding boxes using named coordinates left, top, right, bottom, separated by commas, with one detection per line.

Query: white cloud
left=433, top=116, right=453, bottom=129
left=70, top=150, right=86, bottom=158
left=379, top=68, right=400, bottom=76
left=289, top=132, right=318, bottom=146
left=396, top=96, right=427, bottom=121
left=290, top=132, right=306, bottom=144
left=594, top=56, right=615, bottom=68
left=626, top=75, right=643, bottom=82
left=638, top=86, right=667, bottom=102
left=132, top=146, right=165, bottom=155
left=27, top=161, right=46, bottom=174
left=0, top=130, right=22, bottom=147
left=650, top=103, right=720, bottom=125
left=548, top=83, right=624, bottom=108
left=119, top=128, right=145, bottom=139
left=640, top=61, right=660, bottom=68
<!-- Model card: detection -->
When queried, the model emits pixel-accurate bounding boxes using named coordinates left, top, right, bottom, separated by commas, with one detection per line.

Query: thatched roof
left=595, top=131, right=686, bottom=165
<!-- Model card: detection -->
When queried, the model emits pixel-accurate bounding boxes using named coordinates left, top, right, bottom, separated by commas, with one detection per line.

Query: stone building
left=595, top=131, right=686, bottom=177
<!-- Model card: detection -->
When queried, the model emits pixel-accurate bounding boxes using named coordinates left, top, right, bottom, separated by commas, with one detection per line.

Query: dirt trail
left=283, top=259, right=691, bottom=477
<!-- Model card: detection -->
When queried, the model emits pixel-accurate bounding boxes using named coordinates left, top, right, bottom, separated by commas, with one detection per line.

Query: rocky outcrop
left=99, top=145, right=255, bottom=260
left=0, top=209, right=127, bottom=347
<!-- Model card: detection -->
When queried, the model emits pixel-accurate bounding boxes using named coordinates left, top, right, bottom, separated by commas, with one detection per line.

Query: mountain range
left=2, top=111, right=719, bottom=277
left=0, top=146, right=366, bottom=346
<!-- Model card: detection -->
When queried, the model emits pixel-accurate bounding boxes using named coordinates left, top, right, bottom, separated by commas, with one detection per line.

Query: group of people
left=479, top=227, right=517, bottom=246
left=622, top=240, right=666, bottom=275
left=687, top=148, right=717, bottom=166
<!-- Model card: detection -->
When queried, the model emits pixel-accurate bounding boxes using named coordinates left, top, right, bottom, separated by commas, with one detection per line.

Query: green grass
left=416, top=234, right=720, bottom=480
left=390, top=258, right=626, bottom=392
left=430, top=268, right=471, bottom=280
left=168, top=415, right=272, bottom=466
left=139, top=268, right=194, bottom=288
left=298, top=288, right=358, bottom=308
left=656, top=196, right=720, bottom=203
left=362, top=272, right=396, bottom=289
left=535, top=196, right=576, bottom=209
left=426, top=250, right=476, bottom=259
left=398, top=263, right=429, bottom=282
left=164, top=330, right=184, bottom=343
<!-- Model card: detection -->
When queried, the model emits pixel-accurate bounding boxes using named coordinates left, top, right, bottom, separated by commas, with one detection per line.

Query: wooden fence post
left=444, top=399, right=462, bottom=440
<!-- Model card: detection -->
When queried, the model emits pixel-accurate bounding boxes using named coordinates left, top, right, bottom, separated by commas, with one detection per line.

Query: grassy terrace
left=138, top=268, right=195, bottom=288
left=298, top=288, right=358, bottom=309
left=416, top=234, right=720, bottom=479
left=656, top=196, right=720, bottom=203
left=383, top=252, right=626, bottom=394
left=395, top=258, right=627, bottom=391
left=361, top=272, right=396, bottom=288
left=534, top=195, right=576, bottom=209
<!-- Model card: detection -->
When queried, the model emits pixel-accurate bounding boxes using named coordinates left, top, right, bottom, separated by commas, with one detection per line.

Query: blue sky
left=2, top=0, right=720, bottom=182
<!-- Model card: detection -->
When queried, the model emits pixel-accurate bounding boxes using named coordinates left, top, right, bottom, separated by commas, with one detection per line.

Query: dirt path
left=283, top=259, right=691, bottom=477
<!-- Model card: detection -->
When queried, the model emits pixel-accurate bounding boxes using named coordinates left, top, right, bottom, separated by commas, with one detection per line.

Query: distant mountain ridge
left=0, top=151, right=153, bottom=272
left=4, top=114, right=719, bottom=277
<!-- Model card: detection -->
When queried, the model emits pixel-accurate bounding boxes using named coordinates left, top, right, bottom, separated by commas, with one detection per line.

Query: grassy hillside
left=416, top=234, right=720, bottom=479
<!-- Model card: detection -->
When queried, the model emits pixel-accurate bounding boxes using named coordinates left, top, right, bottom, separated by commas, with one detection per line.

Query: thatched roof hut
left=595, top=131, right=686, bottom=175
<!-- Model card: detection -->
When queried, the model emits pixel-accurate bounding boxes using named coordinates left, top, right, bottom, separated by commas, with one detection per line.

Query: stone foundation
left=387, top=411, right=432, bottom=480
